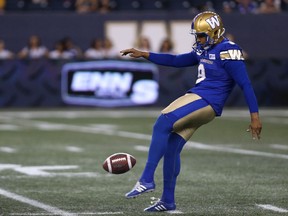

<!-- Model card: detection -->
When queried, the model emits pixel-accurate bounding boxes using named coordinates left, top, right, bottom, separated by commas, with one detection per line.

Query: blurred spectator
left=225, top=33, right=249, bottom=59
left=236, top=0, right=258, bottom=14
left=203, top=1, right=215, bottom=11
left=75, top=0, right=98, bottom=13
left=0, top=39, right=14, bottom=59
left=84, top=38, right=104, bottom=59
left=102, top=37, right=119, bottom=59
left=189, top=1, right=215, bottom=13
left=135, top=36, right=151, bottom=52
left=99, top=0, right=112, bottom=13
left=18, top=35, right=48, bottom=59
left=258, top=0, right=281, bottom=13
left=222, top=1, right=236, bottom=13
left=159, top=38, right=175, bottom=54
left=29, top=0, right=49, bottom=10
left=48, top=40, right=75, bottom=60
left=61, top=36, right=82, bottom=59
left=0, top=0, right=5, bottom=14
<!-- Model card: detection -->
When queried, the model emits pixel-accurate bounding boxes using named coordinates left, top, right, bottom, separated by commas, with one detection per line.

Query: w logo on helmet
left=206, top=16, right=220, bottom=29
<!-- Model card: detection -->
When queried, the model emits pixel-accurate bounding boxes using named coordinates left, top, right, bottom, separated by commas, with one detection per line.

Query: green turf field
left=0, top=108, right=287, bottom=216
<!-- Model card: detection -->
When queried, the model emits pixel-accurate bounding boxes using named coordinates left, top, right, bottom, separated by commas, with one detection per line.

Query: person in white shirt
left=103, top=38, right=119, bottom=59
left=0, top=39, right=14, bottom=59
left=48, top=41, right=75, bottom=60
left=18, top=35, right=48, bottom=59
left=84, top=38, right=104, bottom=59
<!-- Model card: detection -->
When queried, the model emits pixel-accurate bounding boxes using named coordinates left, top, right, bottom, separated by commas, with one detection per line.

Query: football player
left=120, top=11, right=262, bottom=212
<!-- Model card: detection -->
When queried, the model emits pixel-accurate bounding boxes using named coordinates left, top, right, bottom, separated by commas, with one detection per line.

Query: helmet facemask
left=191, top=31, right=211, bottom=53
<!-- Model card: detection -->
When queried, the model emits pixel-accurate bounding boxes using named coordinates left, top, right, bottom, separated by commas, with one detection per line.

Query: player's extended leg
left=126, top=96, right=204, bottom=198
left=125, top=114, right=174, bottom=198
left=144, top=94, right=215, bottom=212
left=125, top=94, right=214, bottom=200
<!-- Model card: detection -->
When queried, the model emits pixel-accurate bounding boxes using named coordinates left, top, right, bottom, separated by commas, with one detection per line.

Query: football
left=102, top=152, right=136, bottom=174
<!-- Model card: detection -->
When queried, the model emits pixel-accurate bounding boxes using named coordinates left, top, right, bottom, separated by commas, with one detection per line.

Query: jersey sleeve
left=220, top=41, right=258, bottom=113
left=223, top=55, right=259, bottom=114
left=148, top=52, right=199, bottom=67
left=219, top=41, right=245, bottom=61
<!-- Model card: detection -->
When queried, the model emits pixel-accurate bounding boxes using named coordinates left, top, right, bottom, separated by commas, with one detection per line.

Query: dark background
left=0, top=0, right=287, bottom=108
left=0, top=12, right=287, bottom=58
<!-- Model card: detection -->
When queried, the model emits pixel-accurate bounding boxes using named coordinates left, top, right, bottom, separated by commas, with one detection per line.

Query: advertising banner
left=61, top=60, right=159, bottom=107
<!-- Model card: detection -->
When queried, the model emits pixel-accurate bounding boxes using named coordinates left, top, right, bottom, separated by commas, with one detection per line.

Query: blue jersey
left=148, top=38, right=258, bottom=116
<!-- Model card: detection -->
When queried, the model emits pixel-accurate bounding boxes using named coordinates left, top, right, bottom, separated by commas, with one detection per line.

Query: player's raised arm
left=121, top=48, right=198, bottom=67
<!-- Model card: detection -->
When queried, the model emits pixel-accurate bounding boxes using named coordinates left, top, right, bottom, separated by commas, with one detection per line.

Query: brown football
left=102, top=153, right=136, bottom=174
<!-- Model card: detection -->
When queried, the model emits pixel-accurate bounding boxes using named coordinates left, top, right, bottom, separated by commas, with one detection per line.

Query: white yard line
left=3, top=117, right=288, bottom=160
left=65, top=146, right=83, bottom=153
left=186, top=141, right=288, bottom=160
left=70, top=122, right=288, bottom=160
left=256, top=204, right=288, bottom=213
left=167, top=210, right=184, bottom=214
left=9, top=212, right=123, bottom=215
left=0, top=124, right=20, bottom=130
left=77, top=213, right=123, bottom=215
left=134, top=145, right=149, bottom=152
left=79, top=127, right=288, bottom=160
left=134, top=142, right=288, bottom=160
left=0, top=188, right=73, bottom=216
left=270, top=144, right=288, bottom=150
left=0, top=110, right=159, bottom=119
left=0, top=147, right=16, bottom=153
left=0, top=109, right=288, bottom=119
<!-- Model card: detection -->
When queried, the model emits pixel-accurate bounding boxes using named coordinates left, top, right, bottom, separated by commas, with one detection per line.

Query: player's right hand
left=120, top=48, right=148, bottom=58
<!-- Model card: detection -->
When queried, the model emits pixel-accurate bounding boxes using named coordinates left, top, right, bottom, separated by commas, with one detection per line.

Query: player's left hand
left=247, top=117, right=262, bottom=140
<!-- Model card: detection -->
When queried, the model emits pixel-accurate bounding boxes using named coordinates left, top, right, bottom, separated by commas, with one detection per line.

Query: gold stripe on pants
left=162, top=93, right=215, bottom=141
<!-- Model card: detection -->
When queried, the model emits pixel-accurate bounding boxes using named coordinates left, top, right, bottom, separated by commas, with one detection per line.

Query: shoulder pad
left=219, top=41, right=244, bottom=61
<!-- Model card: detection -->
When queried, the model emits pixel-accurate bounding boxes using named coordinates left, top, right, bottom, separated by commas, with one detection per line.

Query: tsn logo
left=62, top=61, right=159, bottom=106
left=68, top=70, right=159, bottom=105
left=71, top=71, right=133, bottom=98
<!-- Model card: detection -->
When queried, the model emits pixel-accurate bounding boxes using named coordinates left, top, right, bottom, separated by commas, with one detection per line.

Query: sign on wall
left=61, top=60, right=159, bottom=107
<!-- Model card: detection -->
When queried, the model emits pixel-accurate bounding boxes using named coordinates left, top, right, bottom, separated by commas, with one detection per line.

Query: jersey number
left=196, top=63, right=206, bottom=84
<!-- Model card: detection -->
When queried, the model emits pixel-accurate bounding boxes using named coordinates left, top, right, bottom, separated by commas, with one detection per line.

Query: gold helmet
left=191, top=11, right=225, bottom=52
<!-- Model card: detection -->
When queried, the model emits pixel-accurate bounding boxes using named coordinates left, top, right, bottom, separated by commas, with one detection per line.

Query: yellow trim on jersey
left=220, top=49, right=244, bottom=60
